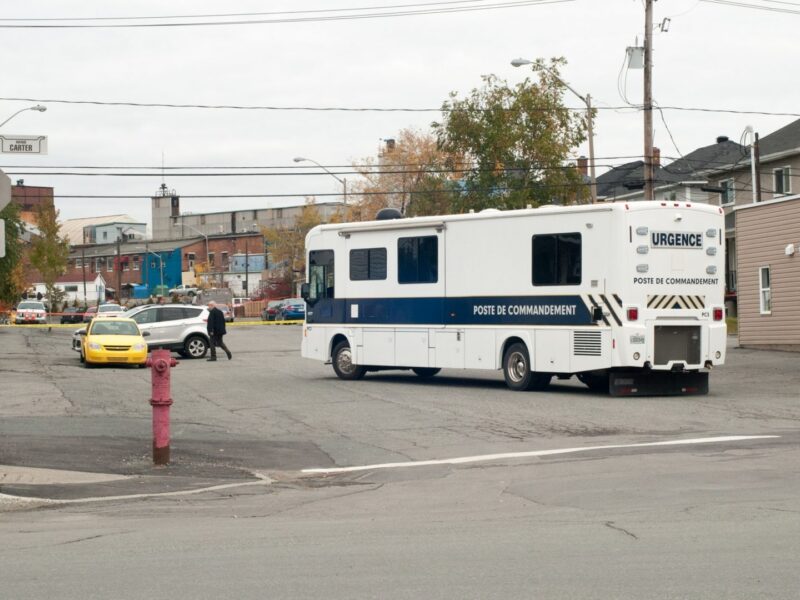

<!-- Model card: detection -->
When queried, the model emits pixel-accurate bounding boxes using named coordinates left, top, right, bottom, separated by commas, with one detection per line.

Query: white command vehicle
left=300, top=202, right=727, bottom=395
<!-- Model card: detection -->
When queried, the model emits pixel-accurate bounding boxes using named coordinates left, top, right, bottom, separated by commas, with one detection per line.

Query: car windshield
left=99, top=304, right=122, bottom=312
left=18, top=302, right=44, bottom=310
left=90, top=320, right=140, bottom=336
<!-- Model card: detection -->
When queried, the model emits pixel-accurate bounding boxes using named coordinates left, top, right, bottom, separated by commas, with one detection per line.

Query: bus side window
left=309, top=250, right=335, bottom=300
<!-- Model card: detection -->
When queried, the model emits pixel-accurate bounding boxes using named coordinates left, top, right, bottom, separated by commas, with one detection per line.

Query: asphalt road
left=1, top=325, right=799, bottom=599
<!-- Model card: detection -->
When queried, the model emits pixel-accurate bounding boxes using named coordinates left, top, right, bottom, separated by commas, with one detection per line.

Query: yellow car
left=79, top=317, right=150, bottom=368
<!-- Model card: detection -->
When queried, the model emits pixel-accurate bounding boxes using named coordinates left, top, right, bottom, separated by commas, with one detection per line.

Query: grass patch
left=726, top=316, right=738, bottom=335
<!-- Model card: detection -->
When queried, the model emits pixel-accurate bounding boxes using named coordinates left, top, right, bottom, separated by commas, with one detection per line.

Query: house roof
left=69, top=237, right=202, bottom=259
left=757, top=118, right=800, bottom=157
left=60, top=214, right=141, bottom=244
left=595, top=161, right=684, bottom=199
left=664, top=140, right=747, bottom=178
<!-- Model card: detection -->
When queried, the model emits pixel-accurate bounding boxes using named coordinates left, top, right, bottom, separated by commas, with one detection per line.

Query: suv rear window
left=183, top=307, right=203, bottom=318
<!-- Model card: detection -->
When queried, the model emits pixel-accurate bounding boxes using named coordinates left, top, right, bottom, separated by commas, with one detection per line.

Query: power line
left=0, top=0, right=574, bottom=29
left=701, top=0, right=800, bottom=14
left=2, top=95, right=799, bottom=117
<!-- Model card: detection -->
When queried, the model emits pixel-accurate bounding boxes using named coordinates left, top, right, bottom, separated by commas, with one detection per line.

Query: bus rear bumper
left=609, top=369, right=708, bottom=397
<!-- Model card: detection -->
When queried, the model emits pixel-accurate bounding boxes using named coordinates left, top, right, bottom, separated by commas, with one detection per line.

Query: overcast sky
left=1, top=0, right=796, bottom=226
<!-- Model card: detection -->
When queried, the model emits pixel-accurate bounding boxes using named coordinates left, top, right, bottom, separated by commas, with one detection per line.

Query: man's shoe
left=226, top=351, right=232, bottom=360
left=206, top=357, right=217, bottom=362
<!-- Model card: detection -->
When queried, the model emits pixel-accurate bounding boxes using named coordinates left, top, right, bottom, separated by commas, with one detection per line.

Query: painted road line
left=0, top=472, right=273, bottom=506
left=301, top=435, right=781, bottom=475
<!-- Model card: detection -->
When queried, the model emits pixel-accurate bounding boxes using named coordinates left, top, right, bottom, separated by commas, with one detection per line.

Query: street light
left=0, top=104, right=47, bottom=129
left=293, top=156, right=348, bottom=205
left=173, top=221, right=211, bottom=284
left=511, top=58, right=597, bottom=203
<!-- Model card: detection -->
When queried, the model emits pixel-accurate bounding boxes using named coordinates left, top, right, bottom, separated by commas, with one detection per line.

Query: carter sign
left=650, top=231, right=702, bottom=249
left=0, top=135, right=48, bottom=155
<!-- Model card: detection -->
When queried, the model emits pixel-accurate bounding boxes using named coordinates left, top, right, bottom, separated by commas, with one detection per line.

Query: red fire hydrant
left=146, top=349, right=178, bottom=465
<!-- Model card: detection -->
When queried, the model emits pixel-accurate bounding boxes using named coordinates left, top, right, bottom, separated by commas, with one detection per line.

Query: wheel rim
left=187, top=338, right=205, bottom=357
left=336, top=347, right=356, bottom=375
left=507, top=351, right=528, bottom=383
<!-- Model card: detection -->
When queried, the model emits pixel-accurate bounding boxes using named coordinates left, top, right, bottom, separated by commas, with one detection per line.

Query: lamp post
left=0, top=104, right=46, bottom=129
left=174, top=221, right=210, bottom=284
left=293, top=156, right=348, bottom=205
left=511, top=59, right=597, bottom=203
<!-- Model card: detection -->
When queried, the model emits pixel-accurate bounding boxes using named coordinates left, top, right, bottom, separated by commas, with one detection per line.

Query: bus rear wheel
left=412, top=367, right=440, bottom=378
left=332, top=340, right=366, bottom=381
left=503, top=342, right=551, bottom=391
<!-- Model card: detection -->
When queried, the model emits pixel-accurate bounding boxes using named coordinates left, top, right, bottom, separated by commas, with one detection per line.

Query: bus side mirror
left=592, top=306, right=604, bottom=322
left=300, top=283, right=311, bottom=303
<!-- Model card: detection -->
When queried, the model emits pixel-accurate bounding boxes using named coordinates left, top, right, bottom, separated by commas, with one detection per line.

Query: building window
left=398, top=236, right=438, bottom=284
left=75, top=258, right=82, bottom=269
left=720, top=179, right=735, bottom=205
left=275, top=208, right=283, bottom=219
left=350, top=248, right=387, bottom=281
left=187, top=252, right=195, bottom=269
left=154, top=198, right=160, bottom=209
left=132, top=256, right=140, bottom=271
left=64, top=285, right=78, bottom=292
left=200, top=215, right=206, bottom=225
left=773, top=167, right=791, bottom=196
left=759, top=266, right=772, bottom=314
left=122, top=259, right=130, bottom=272
left=95, top=258, right=102, bottom=272
left=102, top=231, right=108, bottom=240
left=532, top=233, right=582, bottom=286
left=107, top=257, right=113, bottom=272
left=208, top=252, right=215, bottom=266
left=221, top=251, right=229, bottom=269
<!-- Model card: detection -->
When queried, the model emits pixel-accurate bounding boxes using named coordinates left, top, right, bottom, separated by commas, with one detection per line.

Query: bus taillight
left=713, top=307, right=724, bottom=321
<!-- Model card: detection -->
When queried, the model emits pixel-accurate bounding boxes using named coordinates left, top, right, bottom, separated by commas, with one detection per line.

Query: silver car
left=73, top=304, right=210, bottom=359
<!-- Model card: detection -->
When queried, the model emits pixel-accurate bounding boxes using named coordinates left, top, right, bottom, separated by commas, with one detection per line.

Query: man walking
left=206, top=301, right=232, bottom=361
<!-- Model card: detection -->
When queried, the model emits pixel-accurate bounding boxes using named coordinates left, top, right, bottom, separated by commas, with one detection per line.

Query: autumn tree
left=432, top=58, right=589, bottom=211
left=0, top=202, right=26, bottom=308
left=262, top=201, right=323, bottom=291
left=29, top=204, right=69, bottom=311
left=346, top=128, right=464, bottom=220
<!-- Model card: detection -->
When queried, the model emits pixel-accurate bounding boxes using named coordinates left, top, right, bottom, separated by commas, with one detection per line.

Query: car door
left=129, top=306, right=160, bottom=344
left=158, top=306, right=189, bottom=343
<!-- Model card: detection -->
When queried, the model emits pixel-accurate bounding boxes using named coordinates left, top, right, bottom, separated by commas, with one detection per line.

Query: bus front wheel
left=332, top=341, right=367, bottom=381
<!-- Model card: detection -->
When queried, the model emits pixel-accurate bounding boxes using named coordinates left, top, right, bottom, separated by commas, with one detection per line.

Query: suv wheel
left=184, top=335, right=208, bottom=359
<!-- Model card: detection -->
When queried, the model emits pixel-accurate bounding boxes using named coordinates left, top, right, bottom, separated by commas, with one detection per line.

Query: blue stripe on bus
left=306, top=295, right=593, bottom=326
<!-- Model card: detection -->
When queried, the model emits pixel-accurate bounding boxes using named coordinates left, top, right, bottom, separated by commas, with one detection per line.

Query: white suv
left=73, top=304, right=210, bottom=359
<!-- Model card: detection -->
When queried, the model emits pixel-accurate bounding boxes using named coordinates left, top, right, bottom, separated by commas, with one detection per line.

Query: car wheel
left=412, top=367, right=441, bottom=378
left=184, top=335, right=208, bottom=359
left=503, top=342, right=551, bottom=391
left=79, top=350, right=85, bottom=363
left=332, top=340, right=366, bottom=381
left=188, top=291, right=196, bottom=297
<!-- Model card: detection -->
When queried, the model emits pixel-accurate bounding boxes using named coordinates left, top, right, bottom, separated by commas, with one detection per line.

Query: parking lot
left=2, top=324, right=799, bottom=598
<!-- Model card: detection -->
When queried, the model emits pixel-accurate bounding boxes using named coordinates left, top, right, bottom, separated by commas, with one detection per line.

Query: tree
left=0, top=202, right=26, bottom=308
left=262, top=201, right=323, bottom=289
left=432, top=58, right=589, bottom=211
left=346, top=128, right=464, bottom=220
left=29, top=204, right=69, bottom=311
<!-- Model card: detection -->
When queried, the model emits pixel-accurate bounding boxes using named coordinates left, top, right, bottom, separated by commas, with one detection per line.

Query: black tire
left=578, top=372, right=610, bottom=394
left=184, top=335, right=208, bottom=359
left=503, top=342, right=551, bottom=391
left=332, top=340, right=366, bottom=381
left=79, top=350, right=85, bottom=364
left=188, top=290, right=196, bottom=297
left=412, top=367, right=441, bottom=378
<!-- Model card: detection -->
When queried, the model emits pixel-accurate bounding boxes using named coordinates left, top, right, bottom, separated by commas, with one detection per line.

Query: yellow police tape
left=0, top=320, right=303, bottom=329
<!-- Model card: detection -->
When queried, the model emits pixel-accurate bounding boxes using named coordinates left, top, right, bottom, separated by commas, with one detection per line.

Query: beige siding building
left=735, top=195, right=800, bottom=351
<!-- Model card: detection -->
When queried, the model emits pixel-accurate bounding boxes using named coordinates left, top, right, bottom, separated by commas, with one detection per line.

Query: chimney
left=577, top=156, right=588, bottom=177
left=653, top=147, right=661, bottom=168
left=716, top=136, right=729, bottom=144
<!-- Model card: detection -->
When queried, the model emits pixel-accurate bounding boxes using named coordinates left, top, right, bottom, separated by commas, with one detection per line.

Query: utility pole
left=144, top=240, right=149, bottom=292
left=81, top=246, right=87, bottom=305
left=643, top=0, right=655, bottom=200
left=116, top=230, right=122, bottom=303
left=244, top=238, right=249, bottom=297
left=754, top=133, right=762, bottom=203
left=585, top=94, right=597, bottom=203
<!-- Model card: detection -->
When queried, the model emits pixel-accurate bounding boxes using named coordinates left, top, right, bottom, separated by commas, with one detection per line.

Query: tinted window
left=132, top=308, right=158, bottom=324
left=532, top=233, right=582, bottom=286
left=159, top=307, right=185, bottom=322
left=398, top=236, right=438, bottom=284
left=350, top=248, right=387, bottom=281
left=183, top=307, right=203, bottom=318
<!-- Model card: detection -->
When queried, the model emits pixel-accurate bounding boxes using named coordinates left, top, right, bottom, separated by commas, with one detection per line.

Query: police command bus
left=300, top=201, right=726, bottom=395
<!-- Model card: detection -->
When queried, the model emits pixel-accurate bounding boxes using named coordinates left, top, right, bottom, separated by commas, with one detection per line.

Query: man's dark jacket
left=207, top=307, right=227, bottom=336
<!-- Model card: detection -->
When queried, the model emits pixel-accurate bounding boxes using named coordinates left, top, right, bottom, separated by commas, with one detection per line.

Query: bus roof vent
left=376, top=208, right=404, bottom=221
left=480, top=208, right=501, bottom=214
